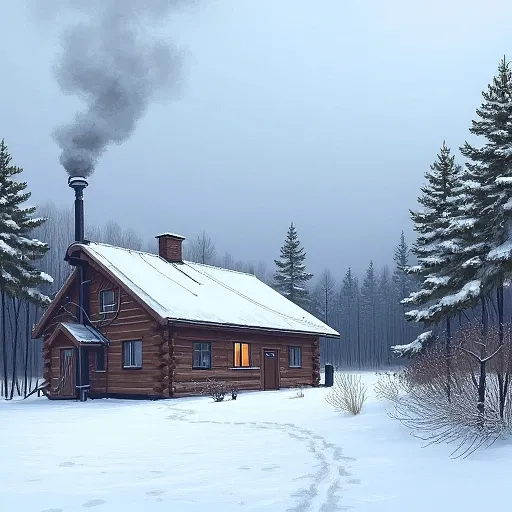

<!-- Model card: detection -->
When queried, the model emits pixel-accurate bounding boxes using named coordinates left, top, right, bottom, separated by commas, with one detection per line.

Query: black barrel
left=325, top=364, right=334, bottom=387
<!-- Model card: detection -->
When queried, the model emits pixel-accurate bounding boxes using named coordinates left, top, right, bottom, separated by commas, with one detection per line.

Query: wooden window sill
left=122, top=366, right=143, bottom=370
left=231, top=367, right=261, bottom=370
left=289, top=366, right=302, bottom=369
left=95, top=370, right=106, bottom=373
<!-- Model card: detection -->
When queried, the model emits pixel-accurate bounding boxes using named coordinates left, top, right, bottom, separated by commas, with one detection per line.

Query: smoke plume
left=50, top=0, right=186, bottom=177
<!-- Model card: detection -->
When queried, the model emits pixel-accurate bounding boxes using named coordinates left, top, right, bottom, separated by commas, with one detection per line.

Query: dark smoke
left=50, top=0, right=186, bottom=177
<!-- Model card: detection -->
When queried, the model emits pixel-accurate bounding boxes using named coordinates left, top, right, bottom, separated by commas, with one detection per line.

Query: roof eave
left=166, top=317, right=340, bottom=339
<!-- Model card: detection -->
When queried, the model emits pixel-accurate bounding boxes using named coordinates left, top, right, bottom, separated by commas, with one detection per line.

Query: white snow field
left=1, top=373, right=511, bottom=511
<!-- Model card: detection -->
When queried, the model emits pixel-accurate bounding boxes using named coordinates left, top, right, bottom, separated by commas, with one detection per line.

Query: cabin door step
left=60, top=348, right=77, bottom=398
left=263, top=350, right=278, bottom=390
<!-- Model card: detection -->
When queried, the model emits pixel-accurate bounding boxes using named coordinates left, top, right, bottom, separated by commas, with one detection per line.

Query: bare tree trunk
left=9, top=298, right=22, bottom=399
left=497, top=278, right=506, bottom=418
left=479, top=295, right=488, bottom=425
left=446, top=316, right=451, bottom=403
left=1, top=287, right=7, bottom=399
left=477, top=357, right=486, bottom=426
left=357, top=293, right=361, bottom=369
left=23, top=301, right=30, bottom=397
left=324, top=287, right=328, bottom=325
left=481, top=295, right=488, bottom=333
left=457, top=333, right=503, bottom=428
left=347, top=294, right=351, bottom=367
left=29, top=305, right=39, bottom=394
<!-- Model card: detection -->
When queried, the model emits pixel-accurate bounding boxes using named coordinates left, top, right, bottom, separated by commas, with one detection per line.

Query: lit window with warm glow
left=234, top=342, right=250, bottom=367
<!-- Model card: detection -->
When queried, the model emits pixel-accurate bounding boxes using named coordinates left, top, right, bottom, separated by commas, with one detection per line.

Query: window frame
left=233, top=342, right=251, bottom=368
left=95, top=347, right=106, bottom=372
left=192, top=342, right=212, bottom=370
left=288, top=346, right=302, bottom=368
left=99, top=289, right=116, bottom=314
left=122, top=340, right=143, bottom=369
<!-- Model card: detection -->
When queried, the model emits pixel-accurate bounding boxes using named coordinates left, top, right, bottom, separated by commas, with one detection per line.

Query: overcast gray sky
left=2, top=0, right=512, bottom=278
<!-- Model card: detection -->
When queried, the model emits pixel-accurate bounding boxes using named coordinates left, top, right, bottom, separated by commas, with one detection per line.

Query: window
left=233, top=342, right=251, bottom=367
left=289, top=346, right=302, bottom=368
left=123, top=340, right=142, bottom=369
left=193, top=342, right=212, bottom=369
left=100, top=289, right=116, bottom=313
left=95, top=347, right=106, bottom=372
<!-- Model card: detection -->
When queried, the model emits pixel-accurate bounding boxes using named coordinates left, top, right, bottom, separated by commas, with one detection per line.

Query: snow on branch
left=488, top=241, right=512, bottom=262
left=0, top=239, right=19, bottom=257
left=496, top=176, right=512, bottom=185
left=391, top=331, right=437, bottom=358
left=406, top=280, right=482, bottom=323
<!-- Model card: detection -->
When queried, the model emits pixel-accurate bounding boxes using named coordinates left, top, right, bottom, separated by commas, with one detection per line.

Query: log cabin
left=32, top=177, right=339, bottom=400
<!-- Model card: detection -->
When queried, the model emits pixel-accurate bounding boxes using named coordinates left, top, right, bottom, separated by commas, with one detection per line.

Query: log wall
left=171, top=326, right=319, bottom=397
left=43, top=261, right=167, bottom=399
left=41, top=255, right=322, bottom=400
left=85, top=267, right=167, bottom=397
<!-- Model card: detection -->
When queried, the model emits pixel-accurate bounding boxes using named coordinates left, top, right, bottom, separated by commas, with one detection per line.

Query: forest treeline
left=7, top=189, right=512, bottom=399
left=8, top=55, right=512, bottom=399
left=0, top=193, right=426, bottom=400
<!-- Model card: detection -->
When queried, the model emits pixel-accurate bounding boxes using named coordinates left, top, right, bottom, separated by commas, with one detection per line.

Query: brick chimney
left=156, top=233, right=185, bottom=263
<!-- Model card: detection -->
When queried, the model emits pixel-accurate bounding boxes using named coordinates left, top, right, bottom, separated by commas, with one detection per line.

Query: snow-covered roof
left=60, top=322, right=110, bottom=345
left=75, top=242, right=339, bottom=338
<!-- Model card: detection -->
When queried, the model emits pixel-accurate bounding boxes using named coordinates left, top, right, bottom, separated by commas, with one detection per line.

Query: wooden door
left=60, top=348, right=76, bottom=398
left=263, top=350, right=278, bottom=390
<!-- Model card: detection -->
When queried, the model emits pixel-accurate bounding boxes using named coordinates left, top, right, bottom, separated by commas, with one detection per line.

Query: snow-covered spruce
left=273, top=222, right=313, bottom=309
left=458, top=56, right=512, bottom=309
left=397, top=141, right=471, bottom=368
left=455, top=57, right=512, bottom=418
left=0, top=140, right=52, bottom=305
left=391, top=331, right=437, bottom=358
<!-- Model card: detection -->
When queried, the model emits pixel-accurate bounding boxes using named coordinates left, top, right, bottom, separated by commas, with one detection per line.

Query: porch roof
left=59, top=323, right=110, bottom=346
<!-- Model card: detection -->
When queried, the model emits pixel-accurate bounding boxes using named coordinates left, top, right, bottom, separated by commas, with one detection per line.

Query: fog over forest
left=3, top=1, right=512, bottom=277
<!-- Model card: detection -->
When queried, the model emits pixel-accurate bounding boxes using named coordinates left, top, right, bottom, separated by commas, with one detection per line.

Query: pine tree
left=460, top=56, right=512, bottom=302
left=393, top=231, right=412, bottom=302
left=378, top=266, right=393, bottom=365
left=312, top=269, right=336, bottom=366
left=392, top=231, right=414, bottom=346
left=340, top=268, right=359, bottom=367
left=397, top=142, right=466, bottom=380
left=360, top=261, right=377, bottom=366
left=0, top=140, right=53, bottom=397
left=312, top=269, right=336, bottom=325
left=459, top=56, right=512, bottom=416
left=0, top=140, right=52, bottom=301
left=273, top=223, right=313, bottom=309
left=402, top=142, right=466, bottom=323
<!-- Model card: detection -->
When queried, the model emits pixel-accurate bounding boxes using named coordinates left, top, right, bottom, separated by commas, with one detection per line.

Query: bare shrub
left=381, top=326, right=512, bottom=458
left=290, top=383, right=305, bottom=399
left=374, top=372, right=404, bottom=401
left=326, top=373, right=367, bottom=415
left=198, top=379, right=240, bottom=402
left=201, top=378, right=227, bottom=402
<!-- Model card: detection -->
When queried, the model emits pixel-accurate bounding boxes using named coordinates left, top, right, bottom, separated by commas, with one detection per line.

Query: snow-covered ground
left=1, top=372, right=511, bottom=511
